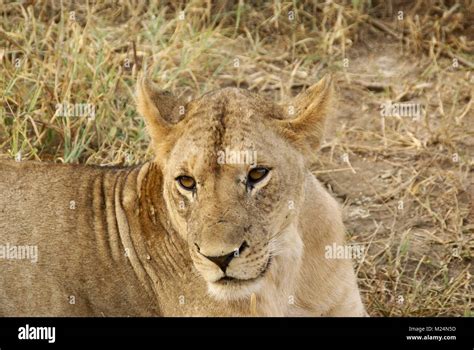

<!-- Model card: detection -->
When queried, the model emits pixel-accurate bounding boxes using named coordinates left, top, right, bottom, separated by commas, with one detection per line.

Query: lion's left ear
left=277, top=75, right=333, bottom=157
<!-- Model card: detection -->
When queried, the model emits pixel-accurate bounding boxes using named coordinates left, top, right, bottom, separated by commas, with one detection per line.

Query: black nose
left=198, top=241, right=248, bottom=272
left=205, top=251, right=236, bottom=272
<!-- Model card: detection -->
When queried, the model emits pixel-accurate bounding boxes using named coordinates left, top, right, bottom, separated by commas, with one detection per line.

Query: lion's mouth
left=214, top=256, right=272, bottom=286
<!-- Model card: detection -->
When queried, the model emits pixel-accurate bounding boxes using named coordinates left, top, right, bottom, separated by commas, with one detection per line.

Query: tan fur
left=0, top=76, right=366, bottom=316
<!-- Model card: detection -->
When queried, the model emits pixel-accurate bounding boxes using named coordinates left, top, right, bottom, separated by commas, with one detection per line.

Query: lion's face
left=136, top=76, right=333, bottom=300
left=161, top=90, right=305, bottom=299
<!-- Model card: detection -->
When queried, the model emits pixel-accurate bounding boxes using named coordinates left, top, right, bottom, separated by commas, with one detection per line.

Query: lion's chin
left=206, top=276, right=266, bottom=301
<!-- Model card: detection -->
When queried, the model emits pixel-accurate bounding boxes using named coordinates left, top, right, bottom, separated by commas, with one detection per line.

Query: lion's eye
left=247, top=167, right=269, bottom=184
left=176, top=176, right=196, bottom=191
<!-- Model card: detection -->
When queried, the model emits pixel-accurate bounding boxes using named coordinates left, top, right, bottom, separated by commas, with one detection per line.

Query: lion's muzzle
left=195, top=240, right=248, bottom=273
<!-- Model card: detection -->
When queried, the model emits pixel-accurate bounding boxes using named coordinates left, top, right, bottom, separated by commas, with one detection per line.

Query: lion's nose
left=204, top=251, right=236, bottom=272
left=196, top=241, right=248, bottom=272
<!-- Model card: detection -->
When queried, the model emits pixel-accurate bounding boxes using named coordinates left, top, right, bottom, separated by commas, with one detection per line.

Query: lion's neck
left=105, top=162, right=187, bottom=314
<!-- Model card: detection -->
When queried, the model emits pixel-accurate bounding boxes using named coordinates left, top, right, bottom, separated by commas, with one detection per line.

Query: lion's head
left=136, top=75, right=333, bottom=301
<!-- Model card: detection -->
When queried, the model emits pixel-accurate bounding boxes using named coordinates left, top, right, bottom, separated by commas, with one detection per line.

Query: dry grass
left=0, top=0, right=472, bottom=316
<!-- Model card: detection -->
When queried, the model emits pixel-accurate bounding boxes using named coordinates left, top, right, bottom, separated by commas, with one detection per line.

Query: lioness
left=0, top=75, right=366, bottom=316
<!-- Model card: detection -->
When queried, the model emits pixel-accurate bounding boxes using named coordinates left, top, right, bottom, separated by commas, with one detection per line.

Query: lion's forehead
left=185, top=87, right=279, bottom=130
left=168, top=88, right=294, bottom=176
left=173, top=129, right=275, bottom=173
left=175, top=100, right=271, bottom=156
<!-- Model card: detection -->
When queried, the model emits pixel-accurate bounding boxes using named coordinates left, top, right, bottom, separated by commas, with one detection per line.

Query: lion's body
left=0, top=161, right=154, bottom=316
left=0, top=160, right=364, bottom=316
left=0, top=161, right=235, bottom=316
left=0, top=76, right=366, bottom=316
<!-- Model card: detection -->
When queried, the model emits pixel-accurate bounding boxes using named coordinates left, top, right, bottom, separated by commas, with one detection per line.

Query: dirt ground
left=318, top=39, right=472, bottom=315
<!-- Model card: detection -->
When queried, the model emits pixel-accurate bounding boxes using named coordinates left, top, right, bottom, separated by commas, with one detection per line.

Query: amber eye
left=176, top=176, right=196, bottom=191
left=247, top=167, right=269, bottom=185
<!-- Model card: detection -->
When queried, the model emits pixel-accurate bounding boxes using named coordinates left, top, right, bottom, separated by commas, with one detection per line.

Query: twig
left=312, top=167, right=358, bottom=174
left=352, top=79, right=391, bottom=93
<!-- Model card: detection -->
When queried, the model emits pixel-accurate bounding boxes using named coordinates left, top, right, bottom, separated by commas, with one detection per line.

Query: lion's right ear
left=276, top=75, right=333, bottom=161
left=136, top=76, right=185, bottom=144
